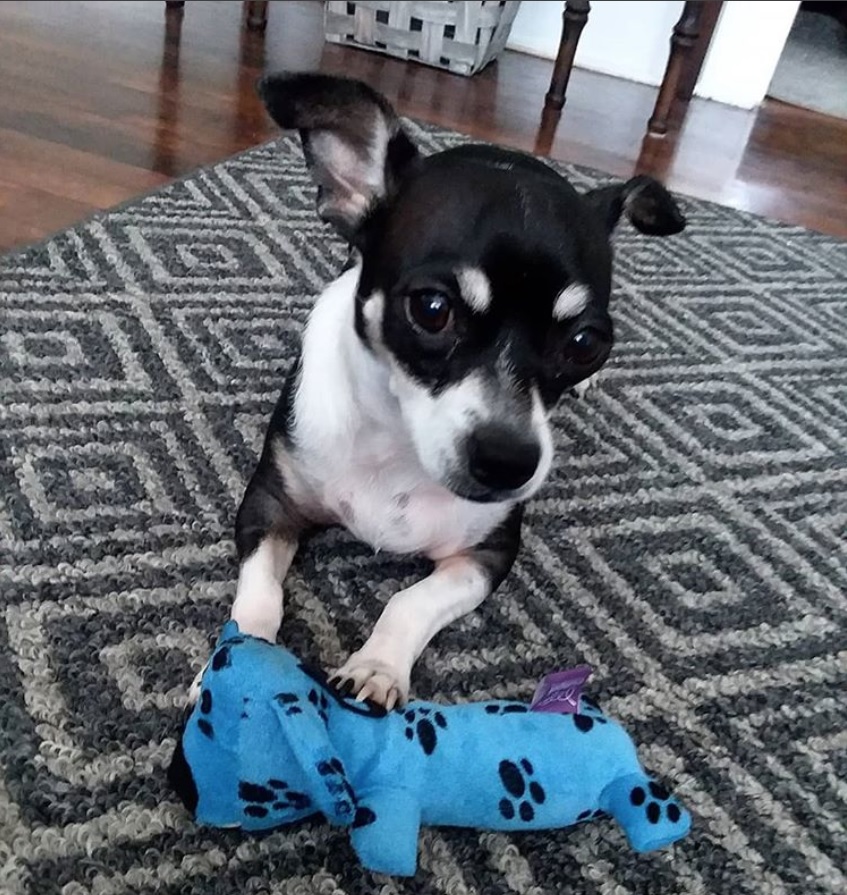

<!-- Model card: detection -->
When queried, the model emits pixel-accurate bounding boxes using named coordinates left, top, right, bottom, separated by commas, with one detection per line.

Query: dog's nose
left=467, top=424, right=541, bottom=492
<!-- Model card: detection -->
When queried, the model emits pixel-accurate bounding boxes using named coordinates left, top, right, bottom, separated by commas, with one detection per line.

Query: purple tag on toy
left=530, top=666, right=593, bottom=714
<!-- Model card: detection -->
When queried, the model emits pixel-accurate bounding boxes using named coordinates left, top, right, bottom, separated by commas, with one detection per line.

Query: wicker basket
left=324, top=1, right=522, bottom=77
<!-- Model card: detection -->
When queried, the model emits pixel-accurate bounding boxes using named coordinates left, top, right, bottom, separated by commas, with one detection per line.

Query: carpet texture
left=1, top=119, right=846, bottom=895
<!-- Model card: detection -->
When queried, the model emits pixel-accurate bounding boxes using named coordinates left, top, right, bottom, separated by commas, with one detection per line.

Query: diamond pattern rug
left=1, top=120, right=845, bottom=895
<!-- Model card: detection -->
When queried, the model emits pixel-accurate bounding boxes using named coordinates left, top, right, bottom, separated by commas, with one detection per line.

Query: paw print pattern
left=576, top=808, right=609, bottom=823
left=275, top=688, right=329, bottom=723
left=275, top=691, right=304, bottom=716
left=238, top=779, right=312, bottom=819
left=207, top=635, right=245, bottom=673
left=573, top=698, right=608, bottom=733
left=307, top=688, right=330, bottom=723
left=317, top=758, right=356, bottom=818
left=403, top=707, right=447, bottom=756
left=211, top=645, right=232, bottom=671
left=353, top=806, right=377, bottom=829
left=498, top=758, right=546, bottom=823
left=484, top=702, right=529, bottom=716
left=196, top=686, right=215, bottom=739
left=631, top=781, right=683, bottom=825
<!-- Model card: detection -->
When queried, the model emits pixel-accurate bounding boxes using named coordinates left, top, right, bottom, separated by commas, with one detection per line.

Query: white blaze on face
left=516, top=387, right=554, bottom=500
left=388, top=365, right=489, bottom=483
left=553, top=282, right=590, bottom=320
left=361, top=275, right=555, bottom=499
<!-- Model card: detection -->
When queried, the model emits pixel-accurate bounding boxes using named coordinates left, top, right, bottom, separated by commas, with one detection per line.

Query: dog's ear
left=258, top=72, right=420, bottom=242
left=583, top=175, right=686, bottom=237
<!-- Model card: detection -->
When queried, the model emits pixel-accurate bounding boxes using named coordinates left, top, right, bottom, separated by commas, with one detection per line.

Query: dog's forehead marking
left=456, top=266, right=492, bottom=314
left=553, top=283, right=590, bottom=321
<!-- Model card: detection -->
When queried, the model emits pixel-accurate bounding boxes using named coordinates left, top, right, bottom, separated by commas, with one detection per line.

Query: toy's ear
left=270, top=694, right=355, bottom=826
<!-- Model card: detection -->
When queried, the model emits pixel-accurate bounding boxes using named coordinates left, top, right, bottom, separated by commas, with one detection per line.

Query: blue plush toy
left=169, top=622, right=691, bottom=876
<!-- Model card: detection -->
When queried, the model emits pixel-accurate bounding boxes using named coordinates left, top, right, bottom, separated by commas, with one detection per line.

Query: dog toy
left=169, top=622, right=691, bottom=876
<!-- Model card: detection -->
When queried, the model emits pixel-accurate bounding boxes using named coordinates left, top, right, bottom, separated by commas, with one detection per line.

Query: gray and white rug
left=1, top=121, right=846, bottom=895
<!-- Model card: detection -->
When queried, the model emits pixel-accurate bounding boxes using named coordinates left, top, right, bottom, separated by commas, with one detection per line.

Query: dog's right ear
left=258, top=72, right=420, bottom=242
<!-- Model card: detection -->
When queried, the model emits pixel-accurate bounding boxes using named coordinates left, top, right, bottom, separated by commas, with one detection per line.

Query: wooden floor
left=1, top=0, right=846, bottom=254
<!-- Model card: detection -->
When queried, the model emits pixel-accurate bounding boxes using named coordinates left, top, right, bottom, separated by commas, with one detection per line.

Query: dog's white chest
left=311, top=434, right=508, bottom=559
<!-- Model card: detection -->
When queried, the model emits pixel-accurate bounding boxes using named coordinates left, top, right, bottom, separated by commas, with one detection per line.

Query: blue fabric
left=175, top=622, right=691, bottom=876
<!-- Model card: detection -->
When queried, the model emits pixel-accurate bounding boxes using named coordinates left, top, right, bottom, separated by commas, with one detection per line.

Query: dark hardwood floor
left=1, top=0, right=846, bottom=254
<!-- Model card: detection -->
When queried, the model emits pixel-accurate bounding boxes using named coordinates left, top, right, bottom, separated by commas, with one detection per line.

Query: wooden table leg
left=647, top=1, right=706, bottom=136
left=675, top=1, right=723, bottom=103
left=545, top=0, right=591, bottom=111
left=244, top=0, right=269, bottom=32
left=165, top=1, right=185, bottom=8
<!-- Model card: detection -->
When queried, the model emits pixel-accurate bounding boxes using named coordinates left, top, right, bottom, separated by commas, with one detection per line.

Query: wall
left=506, top=1, right=801, bottom=110
left=695, top=2, right=799, bottom=108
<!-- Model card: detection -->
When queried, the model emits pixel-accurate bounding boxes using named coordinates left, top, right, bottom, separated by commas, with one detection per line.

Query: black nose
left=467, top=424, right=541, bottom=492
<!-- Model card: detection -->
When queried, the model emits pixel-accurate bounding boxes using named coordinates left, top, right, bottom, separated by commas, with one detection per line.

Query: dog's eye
left=406, top=290, right=453, bottom=335
left=565, top=328, right=608, bottom=366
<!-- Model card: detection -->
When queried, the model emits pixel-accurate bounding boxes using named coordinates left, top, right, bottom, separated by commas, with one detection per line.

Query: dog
left=210, top=72, right=685, bottom=710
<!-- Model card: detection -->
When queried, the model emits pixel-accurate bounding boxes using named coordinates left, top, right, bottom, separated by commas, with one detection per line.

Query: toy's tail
left=599, top=774, right=691, bottom=853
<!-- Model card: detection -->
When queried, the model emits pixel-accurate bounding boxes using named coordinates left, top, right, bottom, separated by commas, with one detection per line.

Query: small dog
left=218, top=72, right=685, bottom=709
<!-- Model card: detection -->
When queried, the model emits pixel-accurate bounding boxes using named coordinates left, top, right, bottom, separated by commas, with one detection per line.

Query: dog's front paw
left=330, top=654, right=410, bottom=711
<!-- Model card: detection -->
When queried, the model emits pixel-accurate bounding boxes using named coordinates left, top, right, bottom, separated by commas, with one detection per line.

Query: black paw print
left=238, top=779, right=312, bottom=819
left=484, top=702, right=529, bottom=716
left=207, top=635, right=246, bottom=672
left=196, top=686, right=214, bottom=739
left=576, top=808, right=609, bottom=823
left=211, top=644, right=232, bottom=671
left=317, top=758, right=356, bottom=818
left=403, top=707, right=447, bottom=756
left=353, top=806, right=377, bottom=829
left=275, top=688, right=329, bottom=723
left=631, top=781, right=683, bottom=825
left=307, top=688, right=330, bottom=723
left=498, top=758, right=546, bottom=822
left=573, top=699, right=608, bottom=733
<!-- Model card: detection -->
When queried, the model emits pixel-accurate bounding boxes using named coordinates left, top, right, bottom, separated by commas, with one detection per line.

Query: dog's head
left=259, top=73, right=685, bottom=503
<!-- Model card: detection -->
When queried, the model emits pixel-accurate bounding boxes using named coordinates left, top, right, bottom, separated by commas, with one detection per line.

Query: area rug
left=1, top=119, right=845, bottom=895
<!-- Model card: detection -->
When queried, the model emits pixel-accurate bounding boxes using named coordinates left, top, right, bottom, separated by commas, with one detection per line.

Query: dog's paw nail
left=385, top=688, right=400, bottom=712
left=355, top=686, right=372, bottom=704
left=332, top=656, right=409, bottom=708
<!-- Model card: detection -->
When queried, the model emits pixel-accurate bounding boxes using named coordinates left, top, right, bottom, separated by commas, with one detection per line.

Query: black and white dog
left=213, top=72, right=685, bottom=709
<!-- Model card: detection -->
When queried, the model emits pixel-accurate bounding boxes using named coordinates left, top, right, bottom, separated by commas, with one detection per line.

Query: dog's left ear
left=583, top=175, right=686, bottom=237
left=258, top=72, right=420, bottom=242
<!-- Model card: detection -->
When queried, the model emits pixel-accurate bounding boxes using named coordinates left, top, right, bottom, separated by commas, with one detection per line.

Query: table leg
left=647, top=1, right=706, bottom=136
left=244, top=0, right=269, bottom=32
left=545, top=1, right=591, bottom=111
